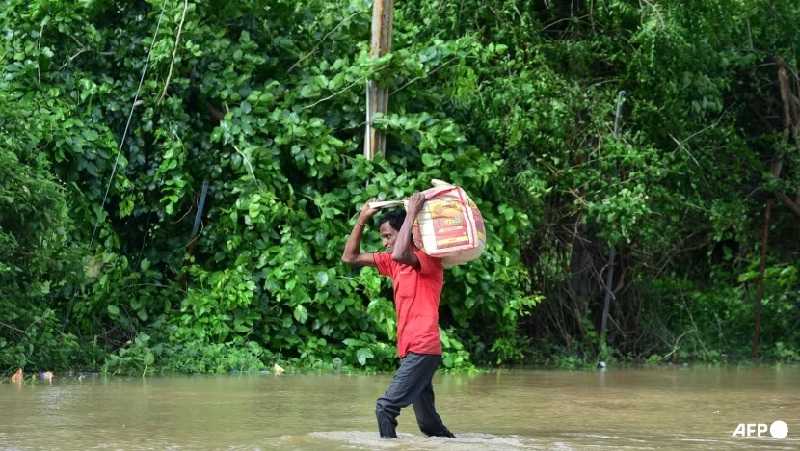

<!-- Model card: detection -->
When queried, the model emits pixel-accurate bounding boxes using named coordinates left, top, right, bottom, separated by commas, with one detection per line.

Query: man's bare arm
left=391, top=193, right=423, bottom=270
left=341, top=200, right=378, bottom=267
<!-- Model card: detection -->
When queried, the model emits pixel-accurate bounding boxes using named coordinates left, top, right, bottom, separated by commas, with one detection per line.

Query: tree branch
left=777, top=191, right=800, bottom=218
left=158, top=0, right=189, bottom=104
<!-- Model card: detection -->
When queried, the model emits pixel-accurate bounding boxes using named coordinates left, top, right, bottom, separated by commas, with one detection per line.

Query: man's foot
left=425, top=430, right=455, bottom=438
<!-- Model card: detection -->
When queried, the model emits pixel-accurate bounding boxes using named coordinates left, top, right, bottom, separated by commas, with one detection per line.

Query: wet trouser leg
left=413, top=380, right=454, bottom=437
left=375, top=353, right=454, bottom=438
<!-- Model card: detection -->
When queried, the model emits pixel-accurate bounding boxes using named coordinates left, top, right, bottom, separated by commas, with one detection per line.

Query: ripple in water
left=304, top=431, right=544, bottom=450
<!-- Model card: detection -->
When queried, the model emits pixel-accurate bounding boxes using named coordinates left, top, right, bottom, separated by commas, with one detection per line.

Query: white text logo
left=732, top=421, right=788, bottom=439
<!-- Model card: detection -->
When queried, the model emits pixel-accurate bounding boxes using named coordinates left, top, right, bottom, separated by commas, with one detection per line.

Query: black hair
left=377, top=209, right=406, bottom=231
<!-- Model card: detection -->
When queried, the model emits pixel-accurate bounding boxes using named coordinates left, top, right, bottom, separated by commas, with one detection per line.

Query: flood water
left=1, top=366, right=798, bottom=450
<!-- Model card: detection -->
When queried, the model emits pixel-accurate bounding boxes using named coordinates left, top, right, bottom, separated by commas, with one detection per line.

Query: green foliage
left=0, top=147, right=88, bottom=370
left=2, top=0, right=799, bottom=374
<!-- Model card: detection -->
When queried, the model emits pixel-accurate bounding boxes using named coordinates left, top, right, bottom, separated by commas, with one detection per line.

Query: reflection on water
left=1, top=366, right=799, bottom=450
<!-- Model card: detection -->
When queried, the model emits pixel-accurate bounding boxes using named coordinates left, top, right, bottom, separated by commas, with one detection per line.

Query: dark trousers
left=375, top=353, right=455, bottom=438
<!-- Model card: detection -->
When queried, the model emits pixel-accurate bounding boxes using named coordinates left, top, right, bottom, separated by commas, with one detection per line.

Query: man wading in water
left=341, top=193, right=455, bottom=439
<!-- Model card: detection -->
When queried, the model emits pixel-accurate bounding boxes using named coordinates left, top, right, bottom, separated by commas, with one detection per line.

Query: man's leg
left=412, top=366, right=455, bottom=437
left=375, top=353, right=440, bottom=438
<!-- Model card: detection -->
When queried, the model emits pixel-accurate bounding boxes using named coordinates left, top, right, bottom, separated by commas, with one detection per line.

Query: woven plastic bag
left=368, top=180, right=486, bottom=267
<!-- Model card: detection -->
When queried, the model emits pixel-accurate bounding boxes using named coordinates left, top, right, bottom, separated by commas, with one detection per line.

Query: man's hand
left=406, top=192, right=426, bottom=215
left=359, top=198, right=379, bottom=222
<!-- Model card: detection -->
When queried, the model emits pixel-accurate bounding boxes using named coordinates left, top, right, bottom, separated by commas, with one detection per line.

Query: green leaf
left=293, top=304, right=308, bottom=324
left=421, top=153, right=437, bottom=167
left=442, top=353, right=454, bottom=368
left=107, top=305, right=120, bottom=317
left=737, top=271, right=759, bottom=283
left=356, top=347, right=373, bottom=366
left=315, top=271, right=329, bottom=287
left=81, top=128, right=98, bottom=141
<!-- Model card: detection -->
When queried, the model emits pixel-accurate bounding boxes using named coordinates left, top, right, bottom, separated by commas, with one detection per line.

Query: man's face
left=379, top=221, right=398, bottom=252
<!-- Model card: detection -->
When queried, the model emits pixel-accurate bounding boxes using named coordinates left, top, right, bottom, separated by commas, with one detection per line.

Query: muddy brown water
left=1, top=366, right=798, bottom=450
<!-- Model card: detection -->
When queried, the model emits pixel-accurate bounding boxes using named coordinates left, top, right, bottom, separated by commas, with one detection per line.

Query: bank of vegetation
left=1, top=0, right=798, bottom=375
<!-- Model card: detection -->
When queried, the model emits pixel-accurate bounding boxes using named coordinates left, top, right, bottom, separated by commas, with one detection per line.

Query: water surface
left=2, top=366, right=798, bottom=450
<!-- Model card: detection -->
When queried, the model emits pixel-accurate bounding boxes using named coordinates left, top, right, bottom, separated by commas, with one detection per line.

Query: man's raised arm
left=391, top=193, right=423, bottom=270
left=341, top=199, right=378, bottom=267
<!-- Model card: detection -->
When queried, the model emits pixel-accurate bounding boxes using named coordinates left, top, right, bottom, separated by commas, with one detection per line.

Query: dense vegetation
left=1, top=0, right=798, bottom=375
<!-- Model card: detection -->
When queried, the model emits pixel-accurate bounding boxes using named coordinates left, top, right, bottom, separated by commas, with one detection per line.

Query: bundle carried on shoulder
left=369, top=180, right=486, bottom=267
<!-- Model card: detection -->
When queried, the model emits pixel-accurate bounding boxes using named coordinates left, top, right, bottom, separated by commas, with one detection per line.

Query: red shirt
left=373, top=250, right=444, bottom=357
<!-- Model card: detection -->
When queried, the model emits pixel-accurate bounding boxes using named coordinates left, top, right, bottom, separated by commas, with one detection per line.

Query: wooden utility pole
left=364, top=0, right=394, bottom=160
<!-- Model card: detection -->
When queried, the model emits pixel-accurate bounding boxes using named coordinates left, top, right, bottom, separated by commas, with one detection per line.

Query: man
left=341, top=193, right=455, bottom=439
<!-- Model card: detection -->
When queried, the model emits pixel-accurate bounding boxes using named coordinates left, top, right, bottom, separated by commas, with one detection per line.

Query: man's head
left=377, top=209, right=406, bottom=251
